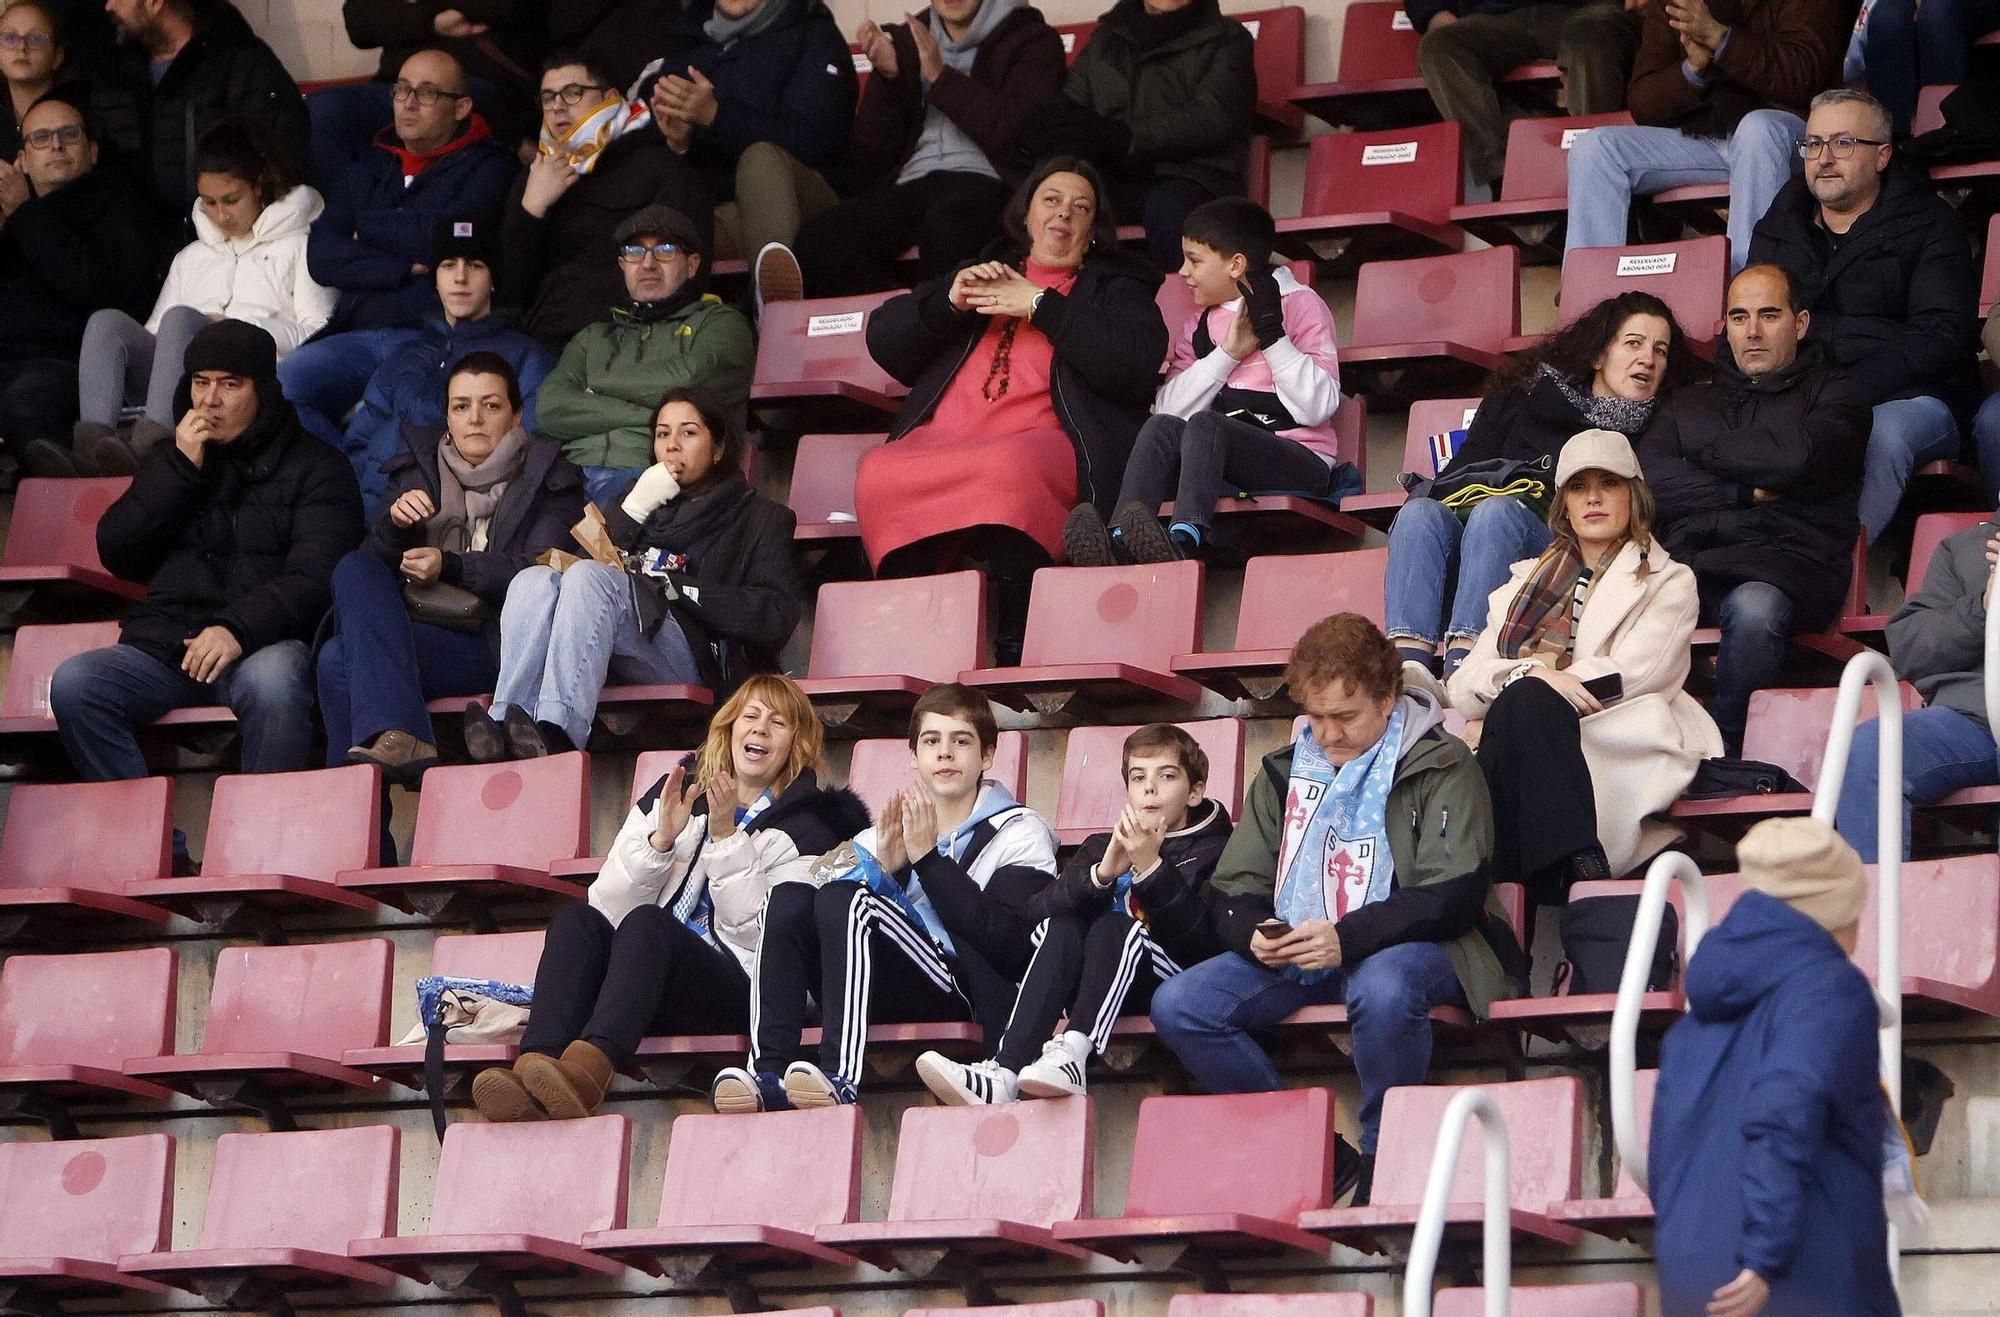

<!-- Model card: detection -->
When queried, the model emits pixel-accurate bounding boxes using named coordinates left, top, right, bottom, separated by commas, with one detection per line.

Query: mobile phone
left=1256, top=918, right=1294, bottom=939
left=1581, top=672, right=1624, bottom=704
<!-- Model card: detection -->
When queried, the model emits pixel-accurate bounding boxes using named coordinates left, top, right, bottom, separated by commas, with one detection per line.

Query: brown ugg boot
left=517, top=1040, right=614, bottom=1119
left=470, top=1064, right=546, bottom=1122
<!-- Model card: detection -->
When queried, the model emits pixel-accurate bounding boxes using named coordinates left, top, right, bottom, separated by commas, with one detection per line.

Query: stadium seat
left=1854, top=854, right=2000, bottom=1019
left=1163, top=394, right=1370, bottom=550
left=846, top=730, right=1029, bottom=819
left=123, top=939, right=393, bottom=1121
left=1450, top=112, right=1636, bottom=259
left=751, top=293, right=907, bottom=417
left=1169, top=1295, right=1374, bottom=1317
left=548, top=748, right=695, bottom=881
left=814, top=1099, right=1096, bottom=1269
left=336, top=752, right=593, bottom=916
left=790, top=433, right=886, bottom=542
left=1916, top=85, right=2000, bottom=186
left=1299, top=1076, right=1584, bottom=1250
left=0, top=1134, right=176, bottom=1305
left=343, top=930, right=548, bottom=1091
left=121, top=1125, right=399, bottom=1300
left=962, top=562, right=1206, bottom=714
left=1342, top=396, right=1484, bottom=524
left=1233, top=6, right=1308, bottom=133
left=1342, top=247, right=1519, bottom=396
left=800, top=572, right=988, bottom=730
left=1670, top=683, right=1921, bottom=827
left=126, top=763, right=387, bottom=929
left=1843, top=510, right=1987, bottom=635
left=1552, top=236, right=1728, bottom=349
left=1052, top=720, right=1246, bottom=845
left=1488, top=881, right=1683, bottom=1041
left=0, top=948, right=177, bottom=1133
left=911, top=1305, right=1099, bottom=1317
left=0, top=478, right=144, bottom=619
left=1277, top=122, right=1469, bottom=265
left=1155, top=259, right=1315, bottom=357
left=0, top=621, right=121, bottom=742
left=0, top=777, right=173, bottom=939
left=1173, top=550, right=1390, bottom=698
left=1290, top=0, right=1558, bottom=127
left=1434, top=1284, right=1646, bottom=1316
left=1984, top=213, right=2000, bottom=317
left=1053, top=1089, right=1334, bottom=1265
left=1550, top=1069, right=1657, bottom=1239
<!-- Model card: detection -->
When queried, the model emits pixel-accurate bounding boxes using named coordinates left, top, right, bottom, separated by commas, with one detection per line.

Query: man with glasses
left=1749, top=87, right=1979, bottom=545
left=501, top=50, right=714, bottom=344
left=535, top=203, right=753, bottom=504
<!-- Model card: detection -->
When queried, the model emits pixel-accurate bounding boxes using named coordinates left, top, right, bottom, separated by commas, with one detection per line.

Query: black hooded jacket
left=1039, top=796, right=1234, bottom=967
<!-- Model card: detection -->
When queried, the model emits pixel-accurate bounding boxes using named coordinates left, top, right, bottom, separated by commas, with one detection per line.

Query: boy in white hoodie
left=1066, top=196, right=1351, bottom=565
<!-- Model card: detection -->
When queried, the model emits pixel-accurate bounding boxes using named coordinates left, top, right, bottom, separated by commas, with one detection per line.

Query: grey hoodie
left=1886, top=516, right=1999, bottom=729
left=897, top=0, right=1027, bottom=183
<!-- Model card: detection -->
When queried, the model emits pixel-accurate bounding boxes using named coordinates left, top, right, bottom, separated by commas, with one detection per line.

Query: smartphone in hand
left=1581, top=671, right=1624, bottom=704
left=1256, top=918, right=1294, bottom=939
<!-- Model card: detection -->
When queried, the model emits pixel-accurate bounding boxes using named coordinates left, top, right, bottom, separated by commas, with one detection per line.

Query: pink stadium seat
left=846, top=730, right=1028, bottom=820
left=1984, top=214, right=2000, bottom=316
left=1842, top=510, right=1987, bottom=634
left=343, top=931, right=548, bottom=1090
left=0, top=478, right=145, bottom=614
left=912, top=1305, right=1099, bottom=1317
left=0, top=948, right=178, bottom=1124
left=1343, top=396, right=1484, bottom=523
left=1054, top=1089, right=1334, bottom=1262
left=548, top=748, right=697, bottom=881
left=1279, top=122, right=1468, bottom=261
left=121, top=1126, right=399, bottom=1298
left=815, top=1099, right=1096, bottom=1267
left=1489, top=880, right=1684, bottom=1040
left=1551, top=1069, right=1657, bottom=1238
left=1557, top=236, right=1728, bottom=347
left=0, top=1135, right=175, bottom=1304
left=1053, top=720, right=1246, bottom=845
left=1299, top=1076, right=1584, bottom=1251
left=336, top=752, right=593, bottom=915
left=751, top=293, right=906, bottom=415
left=124, top=939, right=393, bottom=1114
left=1915, top=85, right=2000, bottom=184
left=790, top=433, right=886, bottom=541
left=1434, top=1284, right=1646, bottom=1316
left=586, top=1106, right=862, bottom=1278
left=963, top=562, right=1206, bottom=713
left=1853, top=854, right=2000, bottom=1019
left=1342, top=247, right=1519, bottom=392
left=1451, top=113, right=1636, bottom=256
left=1154, top=260, right=1316, bottom=356
left=0, top=777, right=173, bottom=937
left=1671, top=683, right=1921, bottom=826
left=1174, top=550, right=1391, bottom=698
left=1170, top=1296, right=1374, bottom=1317
left=351, top=1116, right=632, bottom=1290
left=1290, top=1, right=1558, bottom=125
left=801, top=572, right=988, bottom=726
left=0, top=620, right=120, bottom=737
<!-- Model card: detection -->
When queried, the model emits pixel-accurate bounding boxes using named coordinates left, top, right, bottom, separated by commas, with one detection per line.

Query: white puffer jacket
left=148, top=184, right=337, bottom=356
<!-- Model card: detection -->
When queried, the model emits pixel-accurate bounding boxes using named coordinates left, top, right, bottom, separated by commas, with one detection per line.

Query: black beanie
left=183, top=319, right=278, bottom=381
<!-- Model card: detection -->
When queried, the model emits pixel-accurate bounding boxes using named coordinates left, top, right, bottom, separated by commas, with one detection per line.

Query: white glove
left=620, top=463, right=681, bottom=522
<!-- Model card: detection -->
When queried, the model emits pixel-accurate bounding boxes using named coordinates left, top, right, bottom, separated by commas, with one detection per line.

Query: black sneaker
left=1112, top=500, right=1180, bottom=564
left=463, top=702, right=508, bottom=762
left=1333, top=1135, right=1376, bottom=1206
left=1062, top=503, right=1118, bottom=567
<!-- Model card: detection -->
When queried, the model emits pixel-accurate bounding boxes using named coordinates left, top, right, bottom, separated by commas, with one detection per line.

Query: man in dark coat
left=1642, top=262, right=1870, bottom=754
left=1749, top=87, right=1980, bottom=545
left=49, top=320, right=364, bottom=862
left=546, top=0, right=709, bottom=94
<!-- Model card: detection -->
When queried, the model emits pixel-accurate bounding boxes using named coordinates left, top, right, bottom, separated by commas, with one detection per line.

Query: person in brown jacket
left=1562, top=0, right=1846, bottom=272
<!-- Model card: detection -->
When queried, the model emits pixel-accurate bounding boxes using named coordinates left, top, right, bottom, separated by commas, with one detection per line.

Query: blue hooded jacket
left=1650, top=889, right=1899, bottom=1317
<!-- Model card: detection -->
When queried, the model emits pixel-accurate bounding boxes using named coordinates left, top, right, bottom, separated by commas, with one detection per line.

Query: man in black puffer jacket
left=51, top=320, right=364, bottom=861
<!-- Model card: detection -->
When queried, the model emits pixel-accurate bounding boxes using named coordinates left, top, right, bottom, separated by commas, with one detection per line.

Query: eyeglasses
left=22, top=123, right=83, bottom=149
left=538, top=82, right=609, bottom=108
left=1799, top=134, right=1888, bottom=160
left=618, top=242, right=685, bottom=265
left=0, top=31, right=54, bottom=51
left=391, top=80, right=469, bottom=107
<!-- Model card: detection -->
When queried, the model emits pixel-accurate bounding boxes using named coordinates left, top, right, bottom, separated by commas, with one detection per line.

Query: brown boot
left=470, top=1065, right=547, bottom=1122
left=517, top=1040, right=614, bottom=1119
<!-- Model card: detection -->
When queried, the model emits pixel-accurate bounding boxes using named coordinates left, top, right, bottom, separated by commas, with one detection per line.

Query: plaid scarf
left=1498, top=539, right=1594, bottom=668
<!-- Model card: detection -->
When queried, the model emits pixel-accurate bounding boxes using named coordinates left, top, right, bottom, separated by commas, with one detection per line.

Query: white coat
left=1448, top=537, right=1723, bottom=875
left=149, top=184, right=336, bottom=356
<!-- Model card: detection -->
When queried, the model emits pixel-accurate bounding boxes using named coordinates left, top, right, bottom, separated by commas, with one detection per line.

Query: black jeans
left=795, top=170, right=1014, bottom=296
left=1106, top=172, right=1215, bottom=274
left=1475, top=676, right=1600, bottom=904
left=1117, top=410, right=1338, bottom=532
left=521, top=900, right=750, bottom=1068
left=993, top=911, right=1180, bottom=1071
left=0, top=357, right=80, bottom=448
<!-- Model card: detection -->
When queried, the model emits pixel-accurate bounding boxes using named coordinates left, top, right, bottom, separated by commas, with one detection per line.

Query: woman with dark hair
left=0, top=1, right=67, bottom=160
left=1384, top=290, right=1697, bottom=683
left=73, top=124, right=335, bottom=473
left=468, top=385, right=802, bottom=759
left=858, top=155, right=1167, bottom=654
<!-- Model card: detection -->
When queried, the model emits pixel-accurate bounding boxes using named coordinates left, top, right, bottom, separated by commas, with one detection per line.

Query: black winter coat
left=1448, top=371, right=1613, bottom=472
left=1639, top=344, right=1871, bottom=632
left=548, top=0, right=711, bottom=94
left=341, top=0, right=543, bottom=145
left=100, top=391, right=365, bottom=667
left=1039, top=796, right=1233, bottom=967
left=1748, top=167, right=1981, bottom=419
left=868, top=246, right=1167, bottom=512
left=0, top=166, right=157, bottom=366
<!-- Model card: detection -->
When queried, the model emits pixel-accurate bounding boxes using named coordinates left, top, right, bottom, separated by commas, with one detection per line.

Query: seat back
left=203, top=764, right=381, bottom=879
left=0, top=1134, right=174, bottom=1261
left=409, top=752, right=591, bottom=868
left=1371, top=1077, right=1583, bottom=1209
left=1300, top=122, right=1462, bottom=224
left=1121, top=1088, right=1334, bottom=1218
left=0, top=946, right=175, bottom=1068
left=1984, top=213, right=2000, bottom=314
left=1402, top=398, right=1484, bottom=478
left=1854, top=854, right=2000, bottom=1008
left=1330, top=394, right=1367, bottom=469
left=199, top=938, right=393, bottom=1057
left=753, top=294, right=903, bottom=400
left=1741, top=684, right=1922, bottom=791
left=657, top=1106, right=862, bottom=1230
left=1436, top=1284, right=1645, bottom=1316
left=1235, top=7, right=1304, bottom=99
left=1020, top=562, right=1203, bottom=670
left=912, top=1305, right=1100, bottom=1317
left=1495, top=113, right=1634, bottom=203
left=1236, top=550, right=1390, bottom=644
left=1907, top=512, right=1989, bottom=593
left=809, top=571, right=987, bottom=683
left=428, top=1115, right=630, bottom=1239
left=1337, top=0, right=1421, bottom=81
left=790, top=433, right=886, bottom=528
left=629, top=749, right=696, bottom=808
left=1558, top=236, right=1728, bottom=344
left=1171, top=1297, right=1374, bottom=1317
left=1913, top=83, right=1951, bottom=135
left=0, top=777, right=171, bottom=894
left=1351, top=247, right=1520, bottom=351
left=1054, top=720, right=1246, bottom=834
left=0, top=622, right=122, bottom=721
left=429, top=931, right=548, bottom=986
left=200, top=1127, right=397, bottom=1251
left=847, top=730, right=1028, bottom=819
left=886, top=1099, right=1092, bottom=1226
left=1156, top=261, right=1315, bottom=355
left=1607, top=1069, right=1658, bottom=1198
left=0, top=477, right=128, bottom=572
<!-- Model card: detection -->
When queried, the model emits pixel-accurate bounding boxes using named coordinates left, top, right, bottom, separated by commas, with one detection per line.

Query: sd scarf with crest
left=669, top=793, right=772, bottom=945
left=1273, top=706, right=1406, bottom=983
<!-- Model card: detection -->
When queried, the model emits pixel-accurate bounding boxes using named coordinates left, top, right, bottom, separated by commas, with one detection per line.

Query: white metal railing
left=1402, top=1087, right=1512, bottom=1317
left=1607, top=850, right=1710, bottom=1189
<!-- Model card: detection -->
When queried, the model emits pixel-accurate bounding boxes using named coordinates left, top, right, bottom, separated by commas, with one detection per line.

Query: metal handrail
left=1402, top=1086, right=1512, bottom=1317
left=1607, top=850, right=1709, bottom=1191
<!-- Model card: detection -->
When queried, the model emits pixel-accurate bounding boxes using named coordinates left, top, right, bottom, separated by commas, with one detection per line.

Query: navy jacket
left=1651, top=891, right=1899, bottom=1317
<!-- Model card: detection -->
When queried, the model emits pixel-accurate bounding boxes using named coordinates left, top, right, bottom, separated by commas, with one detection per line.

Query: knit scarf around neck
left=433, top=426, right=530, bottom=553
left=1539, top=362, right=1656, bottom=437
left=1497, top=538, right=1619, bottom=669
left=703, top=0, right=790, bottom=48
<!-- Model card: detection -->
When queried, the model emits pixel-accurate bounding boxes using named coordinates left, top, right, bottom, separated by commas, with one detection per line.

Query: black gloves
left=1239, top=265, right=1287, bottom=349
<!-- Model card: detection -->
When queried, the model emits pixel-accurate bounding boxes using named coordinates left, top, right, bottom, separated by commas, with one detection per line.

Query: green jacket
left=536, top=295, right=755, bottom=470
left=1210, top=721, right=1519, bottom=1017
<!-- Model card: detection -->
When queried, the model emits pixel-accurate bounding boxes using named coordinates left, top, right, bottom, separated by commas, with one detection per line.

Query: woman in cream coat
left=1446, top=429, right=1721, bottom=904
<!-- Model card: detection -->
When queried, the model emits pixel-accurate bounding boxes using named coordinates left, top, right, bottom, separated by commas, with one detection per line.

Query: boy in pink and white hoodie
left=1064, top=197, right=1352, bottom=564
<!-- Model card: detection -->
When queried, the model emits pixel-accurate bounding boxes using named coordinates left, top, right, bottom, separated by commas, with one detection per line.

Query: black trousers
left=521, top=900, right=750, bottom=1067
left=752, top=880, right=971, bottom=1084
left=1475, top=676, right=1601, bottom=904
left=1117, top=410, right=1339, bottom=533
left=0, top=357, right=80, bottom=448
left=795, top=170, right=1014, bottom=297
left=993, top=911, right=1181, bottom=1071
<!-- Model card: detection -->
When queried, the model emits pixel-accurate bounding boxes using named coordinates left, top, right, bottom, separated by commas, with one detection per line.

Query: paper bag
left=570, top=504, right=626, bottom=567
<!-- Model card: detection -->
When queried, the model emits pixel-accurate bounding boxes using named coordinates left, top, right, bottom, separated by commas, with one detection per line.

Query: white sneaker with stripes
left=1017, top=1031, right=1091, bottom=1099
left=916, top=1053, right=1019, bottom=1106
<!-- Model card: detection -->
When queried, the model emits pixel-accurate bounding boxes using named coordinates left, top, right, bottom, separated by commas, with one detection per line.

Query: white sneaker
left=916, top=1052, right=1018, bottom=1106
left=752, top=241, right=803, bottom=325
left=1017, top=1031, right=1091, bottom=1099
left=1402, top=657, right=1452, bottom=710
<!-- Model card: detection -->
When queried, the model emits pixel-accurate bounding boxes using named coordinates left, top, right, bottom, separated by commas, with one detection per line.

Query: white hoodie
left=148, top=184, right=337, bottom=356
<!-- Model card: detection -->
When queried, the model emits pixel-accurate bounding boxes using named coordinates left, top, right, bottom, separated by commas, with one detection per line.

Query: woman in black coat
left=318, top=351, right=586, bottom=781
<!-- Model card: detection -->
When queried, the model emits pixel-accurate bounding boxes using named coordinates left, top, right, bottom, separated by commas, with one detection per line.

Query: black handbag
left=403, top=580, right=487, bottom=634
left=1399, top=454, right=1556, bottom=522
left=1683, top=756, right=1809, bottom=800
left=1555, top=894, right=1678, bottom=997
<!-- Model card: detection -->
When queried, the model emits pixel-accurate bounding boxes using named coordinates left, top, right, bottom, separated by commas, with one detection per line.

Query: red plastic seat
left=791, top=433, right=887, bottom=541
left=962, top=562, right=1206, bottom=713
left=1170, top=1296, right=1373, bottom=1317
left=801, top=572, right=988, bottom=728
left=846, top=730, right=1028, bottom=820
left=342, top=931, right=548, bottom=1089
left=1670, top=683, right=1920, bottom=825
left=1054, top=1089, right=1334, bottom=1263
left=1985, top=213, right=2000, bottom=316
left=586, top=1106, right=863, bottom=1280
left=1232, top=7, right=1307, bottom=132
left=1557, top=236, right=1728, bottom=347
left=1343, top=396, right=1484, bottom=523
left=1342, top=247, right=1519, bottom=390
left=0, top=478, right=145, bottom=614
left=1173, top=550, right=1390, bottom=698
left=1450, top=113, right=1637, bottom=255
left=1488, top=881, right=1683, bottom=1040
left=351, top=1115, right=632, bottom=1289
left=1279, top=122, right=1467, bottom=261
left=0, top=1135, right=175, bottom=1304
left=1290, top=0, right=1558, bottom=125
left=0, top=947, right=178, bottom=1121
left=0, top=777, right=173, bottom=937
left=1550, top=1069, right=1657, bottom=1238
left=1435, top=1284, right=1645, bottom=1316
left=1052, top=720, right=1246, bottom=846
left=1916, top=85, right=2000, bottom=184
left=912, top=1305, right=1100, bottom=1317
left=1843, top=510, right=1987, bottom=634
left=752, top=293, right=906, bottom=415
left=548, top=748, right=695, bottom=881
left=336, top=752, right=593, bottom=916
left=121, top=1126, right=399, bottom=1298
left=1853, top=854, right=2000, bottom=1019
left=1299, top=1076, right=1584, bottom=1251
left=0, top=621, right=120, bottom=737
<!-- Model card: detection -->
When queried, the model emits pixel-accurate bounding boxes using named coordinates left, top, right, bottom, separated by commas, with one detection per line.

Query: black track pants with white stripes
left=751, top=880, right=972, bottom=1084
left=993, top=911, right=1180, bottom=1073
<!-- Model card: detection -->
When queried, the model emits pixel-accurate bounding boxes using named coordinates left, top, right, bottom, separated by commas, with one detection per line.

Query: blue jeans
left=315, top=552, right=498, bottom=759
left=1151, top=942, right=1467, bottom=1153
left=1973, top=394, right=2000, bottom=503
left=1385, top=495, right=1552, bottom=649
left=492, top=562, right=701, bottom=748
left=1706, top=580, right=1794, bottom=757
left=580, top=465, right=641, bottom=508
left=277, top=328, right=418, bottom=453
left=1835, top=705, right=2000, bottom=862
left=1860, top=396, right=1961, bottom=544
left=1846, top=0, right=2000, bottom=133
left=1565, top=108, right=1803, bottom=273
